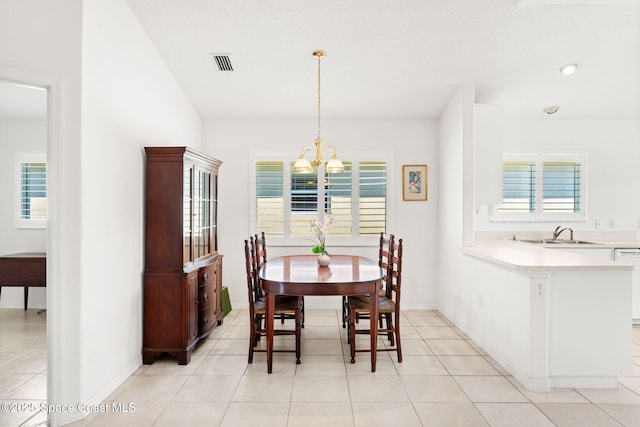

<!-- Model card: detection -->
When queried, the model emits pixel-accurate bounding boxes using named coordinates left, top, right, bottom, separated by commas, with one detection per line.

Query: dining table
left=259, top=254, right=384, bottom=373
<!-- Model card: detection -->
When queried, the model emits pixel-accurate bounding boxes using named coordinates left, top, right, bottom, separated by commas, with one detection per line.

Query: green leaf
left=311, top=246, right=323, bottom=254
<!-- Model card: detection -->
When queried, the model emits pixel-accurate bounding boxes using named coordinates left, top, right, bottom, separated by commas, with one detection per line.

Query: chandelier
left=293, top=50, right=345, bottom=174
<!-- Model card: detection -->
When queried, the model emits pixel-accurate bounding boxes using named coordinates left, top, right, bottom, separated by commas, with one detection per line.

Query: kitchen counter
left=517, top=239, right=640, bottom=249
left=462, top=240, right=634, bottom=272
left=459, top=240, right=633, bottom=391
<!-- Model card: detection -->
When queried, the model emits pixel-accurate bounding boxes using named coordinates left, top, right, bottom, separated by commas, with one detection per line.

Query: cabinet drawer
left=199, top=282, right=215, bottom=307
left=199, top=263, right=217, bottom=285
left=199, top=304, right=215, bottom=333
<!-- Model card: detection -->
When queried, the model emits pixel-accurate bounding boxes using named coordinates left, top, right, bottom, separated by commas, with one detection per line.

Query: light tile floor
left=0, top=309, right=48, bottom=427
left=1, top=308, right=640, bottom=426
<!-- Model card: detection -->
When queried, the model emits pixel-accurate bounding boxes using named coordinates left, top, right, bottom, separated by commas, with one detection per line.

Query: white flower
left=310, top=216, right=333, bottom=254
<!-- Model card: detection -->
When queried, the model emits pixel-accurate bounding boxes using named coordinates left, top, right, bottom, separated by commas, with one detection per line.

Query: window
left=494, top=153, right=585, bottom=222
left=253, top=154, right=389, bottom=243
left=15, top=152, right=47, bottom=228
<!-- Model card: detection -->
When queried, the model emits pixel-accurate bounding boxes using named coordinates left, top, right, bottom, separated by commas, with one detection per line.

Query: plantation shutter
left=542, top=161, right=582, bottom=213
left=20, top=162, right=47, bottom=221
left=500, top=161, right=536, bottom=213
left=358, top=161, right=387, bottom=236
left=256, top=161, right=284, bottom=236
left=326, top=162, right=352, bottom=236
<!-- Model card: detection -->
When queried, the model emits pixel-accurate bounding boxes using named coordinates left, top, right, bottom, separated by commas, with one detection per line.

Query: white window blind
left=501, top=161, right=536, bottom=213
left=256, top=161, right=285, bottom=236
left=542, top=161, right=582, bottom=213
left=358, top=161, right=387, bottom=236
left=16, top=152, right=47, bottom=229
left=253, top=154, right=389, bottom=241
left=495, top=153, right=585, bottom=222
left=325, top=162, right=352, bottom=237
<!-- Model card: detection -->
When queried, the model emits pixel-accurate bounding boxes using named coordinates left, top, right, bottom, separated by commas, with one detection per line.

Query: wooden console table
left=0, top=253, right=46, bottom=310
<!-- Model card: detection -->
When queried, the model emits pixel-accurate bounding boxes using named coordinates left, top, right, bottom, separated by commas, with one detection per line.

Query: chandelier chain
left=293, top=50, right=344, bottom=174
left=317, top=53, right=321, bottom=141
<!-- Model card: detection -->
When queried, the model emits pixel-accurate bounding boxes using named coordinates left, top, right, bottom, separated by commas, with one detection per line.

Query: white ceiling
left=124, top=0, right=640, bottom=121
left=2, top=1, right=639, bottom=121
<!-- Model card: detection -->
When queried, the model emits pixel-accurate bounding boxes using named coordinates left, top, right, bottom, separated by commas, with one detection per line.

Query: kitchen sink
left=518, top=239, right=596, bottom=245
left=554, top=239, right=597, bottom=244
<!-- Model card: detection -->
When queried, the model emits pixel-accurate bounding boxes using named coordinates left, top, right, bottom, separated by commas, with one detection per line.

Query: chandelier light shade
left=293, top=50, right=345, bottom=174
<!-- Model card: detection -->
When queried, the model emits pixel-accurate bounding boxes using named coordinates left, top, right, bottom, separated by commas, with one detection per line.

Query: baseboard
left=74, top=354, right=142, bottom=422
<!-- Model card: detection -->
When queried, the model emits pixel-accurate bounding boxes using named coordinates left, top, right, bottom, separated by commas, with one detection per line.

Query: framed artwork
left=402, top=164, right=428, bottom=201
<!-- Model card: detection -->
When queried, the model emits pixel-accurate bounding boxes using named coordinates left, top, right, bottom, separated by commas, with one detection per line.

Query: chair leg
left=255, top=314, right=263, bottom=343
left=345, top=298, right=350, bottom=343
left=385, top=313, right=394, bottom=346
left=300, top=296, right=305, bottom=328
left=394, top=310, right=402, bottom=363
left=248, top=322, right=256, bottom=363
left=341, top=296, right=347, bottom=328
left=349, top=306, right=357, bottom=363
left=295, top=308, right=301, bottom=364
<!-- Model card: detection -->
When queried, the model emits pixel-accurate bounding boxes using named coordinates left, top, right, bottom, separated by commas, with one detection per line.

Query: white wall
left=0, top=1, right=83, bottom=424
left=203, top=119, right=439, bottom=311
left=2, top=0, right=203, bottom=424
left=79, top=0, right=202, bottom=418
left=0, top=119, right=47, bottom=308
left=475, top=119, right=640, bottom=234
left=435, top=84, right=478, bottom=324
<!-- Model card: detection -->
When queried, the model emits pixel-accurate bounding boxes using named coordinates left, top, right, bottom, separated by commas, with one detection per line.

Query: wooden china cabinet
left=143, top=146, right=223, bottom=365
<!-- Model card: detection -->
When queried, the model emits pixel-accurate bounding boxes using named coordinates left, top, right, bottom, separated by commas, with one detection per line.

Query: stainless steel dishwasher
left=613, top=248, right=640, bottom=324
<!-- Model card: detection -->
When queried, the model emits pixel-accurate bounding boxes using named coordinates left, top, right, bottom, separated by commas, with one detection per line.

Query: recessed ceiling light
left=559, top=63, right=578, bottom=75
left=544, top=105, right=560, bottom=114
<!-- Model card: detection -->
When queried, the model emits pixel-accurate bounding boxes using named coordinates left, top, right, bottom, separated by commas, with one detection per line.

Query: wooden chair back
left=244, top=238, right=259, bottom=315
left=379, top=233, right=395, bottom=299
left=252, top=232, right=267, bottom=300
left=388, top=237, right=403, bottom=304
left=255, top=231, right=267, bottom=263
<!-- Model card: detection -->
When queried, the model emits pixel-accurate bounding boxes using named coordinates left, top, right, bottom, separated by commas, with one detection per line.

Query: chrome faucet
left=553, top=226, right=573, bottom=240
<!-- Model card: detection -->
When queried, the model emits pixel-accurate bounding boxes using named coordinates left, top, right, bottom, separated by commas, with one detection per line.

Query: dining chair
left=342, top=232, right=388, bottom=328
left=253, top=232, right=305, bottom=328
left=244, top=238, right=301, bottom=364
left=348, top=235, right=403, bottom=363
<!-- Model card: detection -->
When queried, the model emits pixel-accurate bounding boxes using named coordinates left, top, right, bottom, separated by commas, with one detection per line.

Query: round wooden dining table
left=259, top=254, right=384, bottom=373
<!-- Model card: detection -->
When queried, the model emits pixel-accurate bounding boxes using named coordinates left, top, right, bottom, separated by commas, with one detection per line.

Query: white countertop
left=525, top=240, right=640, bottom=249
left=462, top=240, right=635, bottom=273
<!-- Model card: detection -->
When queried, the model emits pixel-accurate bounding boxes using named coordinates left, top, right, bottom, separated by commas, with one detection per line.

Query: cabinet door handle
left=203, top=293, right=208, bottom=302
left=203, top=317, right=209, bottom=325
left=203, top=273, right=209, bottom=281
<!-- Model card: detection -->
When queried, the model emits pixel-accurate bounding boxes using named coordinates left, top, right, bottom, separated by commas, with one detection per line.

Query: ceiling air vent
left=210, top=53, right=233, bottom=71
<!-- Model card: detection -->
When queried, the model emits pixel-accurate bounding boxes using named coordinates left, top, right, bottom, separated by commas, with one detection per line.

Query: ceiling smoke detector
left=544, top=105, right=560, bottom=114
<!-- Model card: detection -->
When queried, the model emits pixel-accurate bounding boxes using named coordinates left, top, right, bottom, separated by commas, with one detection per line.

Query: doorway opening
left=0, top=73, right=57, bottom=427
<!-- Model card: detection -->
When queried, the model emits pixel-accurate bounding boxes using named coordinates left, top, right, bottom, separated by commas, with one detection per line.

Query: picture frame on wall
left=402, top=164, right=428, bottom=201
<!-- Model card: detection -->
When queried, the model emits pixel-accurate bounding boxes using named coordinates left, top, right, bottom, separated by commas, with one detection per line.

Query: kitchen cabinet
left=463, top=242, right=633, bottom=390
left=549, top=245, right=639, bottom=324
left=143, top=146, right=223, bottom=365
left=613, top=248, right=640, bottom=324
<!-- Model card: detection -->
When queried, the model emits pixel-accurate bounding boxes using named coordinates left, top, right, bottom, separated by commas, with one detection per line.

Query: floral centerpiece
left=310, top=216, right=333, bottom=266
